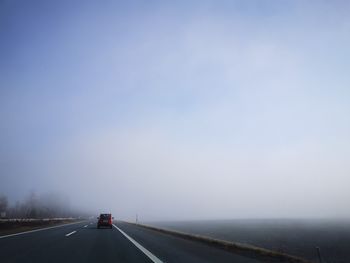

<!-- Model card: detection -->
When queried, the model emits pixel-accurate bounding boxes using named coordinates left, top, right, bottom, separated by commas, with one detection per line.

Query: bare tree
left=0, top=194, right=8, bottom=217
left=3, top=192, right=82, bottom=219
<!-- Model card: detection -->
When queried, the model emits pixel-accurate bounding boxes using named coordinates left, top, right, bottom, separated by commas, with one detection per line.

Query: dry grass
left=0, top=218, right=80, bottom=236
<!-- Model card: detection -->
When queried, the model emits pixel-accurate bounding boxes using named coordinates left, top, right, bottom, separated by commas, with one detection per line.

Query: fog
left=1, top=0, right=350, bottom=221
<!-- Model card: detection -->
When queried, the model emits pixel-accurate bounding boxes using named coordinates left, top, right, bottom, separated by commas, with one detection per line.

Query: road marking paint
left=0, top=221, right=85, bottom=239
left=113, top=224, right=163, bottom=263
left=84, top=225, right=88, bottom=228
left=65, top=230, right=77, bottom=237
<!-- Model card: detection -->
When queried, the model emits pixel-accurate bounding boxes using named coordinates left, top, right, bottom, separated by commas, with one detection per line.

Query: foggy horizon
left=1, top=0, right=350, bottom=222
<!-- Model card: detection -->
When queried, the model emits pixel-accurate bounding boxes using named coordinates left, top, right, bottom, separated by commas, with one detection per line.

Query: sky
left=1, top=0, right=350, bottom=221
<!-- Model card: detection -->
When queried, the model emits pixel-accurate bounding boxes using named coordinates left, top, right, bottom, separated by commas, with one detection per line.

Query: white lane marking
left=84, top=225, right=88, bottom=228
left=113, top=224, right=163, bottom=263
left=0, top=221, right=85, bottom=239
left=65, top=230, right=77, bottom=237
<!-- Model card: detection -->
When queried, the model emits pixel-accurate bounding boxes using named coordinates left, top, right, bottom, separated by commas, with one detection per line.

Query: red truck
left=97, top=213, right=113, bottom=229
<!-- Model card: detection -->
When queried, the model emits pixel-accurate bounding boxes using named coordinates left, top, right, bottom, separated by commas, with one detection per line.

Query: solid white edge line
left=65, top=230, right=77, bottom=237
left=0, top=221, right=85, bottom=239
left=113, top=224, right=163, bottom=263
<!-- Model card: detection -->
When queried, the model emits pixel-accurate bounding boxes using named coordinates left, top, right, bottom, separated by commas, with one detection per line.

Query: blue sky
left=1, top=0, right=350, bottom=219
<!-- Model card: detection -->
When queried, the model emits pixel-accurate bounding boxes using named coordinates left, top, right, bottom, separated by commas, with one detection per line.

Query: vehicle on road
left=97, top=213, right=113, bottom=229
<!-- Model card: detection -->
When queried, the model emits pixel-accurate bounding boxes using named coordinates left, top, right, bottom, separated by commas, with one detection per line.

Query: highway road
left=0, top=220, right=261, bottom=263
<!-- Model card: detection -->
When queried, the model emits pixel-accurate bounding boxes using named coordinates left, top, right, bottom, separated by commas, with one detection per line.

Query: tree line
left=0, top=192, right=81, bottom=219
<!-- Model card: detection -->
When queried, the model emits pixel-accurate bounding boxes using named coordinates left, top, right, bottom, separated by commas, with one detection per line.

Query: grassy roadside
left=123, top=221, right=315, bottom=263
left=0, top=219, right=83, bottom=236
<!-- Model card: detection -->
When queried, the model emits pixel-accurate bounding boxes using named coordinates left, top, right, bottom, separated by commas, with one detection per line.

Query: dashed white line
left=113, top=224, right=163, bottom=263
left=0, top=221, right=84, bottom=239
left=84, top=225, right=88, bottom=228
left=65, top=231, right=77, bottom=237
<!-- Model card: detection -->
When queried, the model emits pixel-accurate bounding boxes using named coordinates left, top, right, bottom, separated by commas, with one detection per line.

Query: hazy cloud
left=1, top=0, right=350, bottom=220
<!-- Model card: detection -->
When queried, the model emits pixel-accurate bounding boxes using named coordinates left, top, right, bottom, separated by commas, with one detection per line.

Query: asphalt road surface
left=0, top=220, right=261, bottom=263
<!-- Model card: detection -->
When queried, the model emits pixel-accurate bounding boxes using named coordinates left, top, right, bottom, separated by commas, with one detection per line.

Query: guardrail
left=0, top=218, right=78, bottom=222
